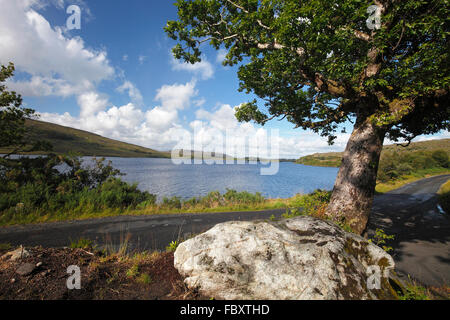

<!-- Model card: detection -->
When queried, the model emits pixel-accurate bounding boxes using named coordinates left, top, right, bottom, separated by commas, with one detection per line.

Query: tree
left=0, top=63, right=52, bottom=157
left=165, top=0, right=449, bottom=234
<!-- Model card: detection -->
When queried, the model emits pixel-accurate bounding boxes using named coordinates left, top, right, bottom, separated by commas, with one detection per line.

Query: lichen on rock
left=174, top=216, right=398, bottom=300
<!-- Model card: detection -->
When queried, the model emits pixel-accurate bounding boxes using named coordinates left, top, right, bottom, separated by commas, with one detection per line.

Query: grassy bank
left=0, top=187, right=304, bottom=226
left=438, top=179, right=450, bottom=214
left=296, top=139, right=450, bottom=194
left=375, top=168, right=450, bottom=193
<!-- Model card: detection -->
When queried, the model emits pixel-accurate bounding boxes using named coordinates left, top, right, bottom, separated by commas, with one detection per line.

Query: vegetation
left=166, top=0, right=449, bottom=234
left=0, top=119, right=170, bottom=159
left=165, top=241, right=180, bottom=253
left=297, top=139, right=450, bottom=167
left=438, top=179, right=450, bottom=214
left=280, top=190, right=355, bottom=233
left=377, top=149, right=449, bottom=183
left=0, top=187, right=284, bottom=226
left=0, top=63, right=158, bottom=226
left=368, top=229, right=395, bottom=253
left=0, top=154, right=158, bottom=225
left=70, top=238, right=94, bottom=250
left=296, top=139, right=450, bottom=192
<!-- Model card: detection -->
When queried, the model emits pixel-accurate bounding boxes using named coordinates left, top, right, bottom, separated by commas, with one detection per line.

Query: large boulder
left=174, top=216, right=399, bottom=300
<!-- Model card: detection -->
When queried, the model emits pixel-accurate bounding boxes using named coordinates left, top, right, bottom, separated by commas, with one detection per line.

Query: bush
left=432, top=150, right=449, bottom=168
left=438, top=180, right=450, bottom=214
left=0, top=154, right=157, bottom=223
left=283, top=189, right=331, bottom=219
left=377, top=149, right=449, bottom=183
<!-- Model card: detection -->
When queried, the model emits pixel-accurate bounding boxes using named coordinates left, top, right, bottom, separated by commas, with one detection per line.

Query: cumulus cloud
left=40, top=80, right=199, bottom=151
left=154, top=81, right=197, bottom=110
left=116, top=81, right=144, bottom=106
left=77, top=91, right=109, bottom=118
left=0, top=0, right=114, bottom=97
left=170, top=55, right=214, bottom=80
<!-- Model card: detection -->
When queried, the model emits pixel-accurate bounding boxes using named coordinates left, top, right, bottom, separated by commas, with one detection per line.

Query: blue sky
left=0, top=0, right=448, bottom=158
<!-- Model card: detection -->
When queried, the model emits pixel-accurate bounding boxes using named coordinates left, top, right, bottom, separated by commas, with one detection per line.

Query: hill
left=0, top=119, right=170, bottom=158
left=296, top=139, right=450, bottom=167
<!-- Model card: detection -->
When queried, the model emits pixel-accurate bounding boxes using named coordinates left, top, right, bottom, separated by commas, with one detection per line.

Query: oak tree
left=166, top=0, right=449, bottom=234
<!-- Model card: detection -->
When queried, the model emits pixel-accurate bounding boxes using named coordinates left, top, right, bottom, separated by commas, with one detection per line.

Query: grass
left=296, top=139, right=450, bottom=194
left=296, top=139, right=450, bottom=168
left=437, top=179, right=450, bottom=214
left=0, top=243, right=12, bottom=251
left=0, top=189, right=291, bottom=227
left=70, top=238, right=94, bottom=250
left=375, top=168, right=450, bottom=193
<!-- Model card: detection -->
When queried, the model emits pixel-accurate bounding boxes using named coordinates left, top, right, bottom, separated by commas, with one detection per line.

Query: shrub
left=368, top=228, right=395, bottom=252
left=0, top=155, right=157, bottom=223
left=166, top=240, right=179, bottom=252
left=438, top=180, right=450, bottom=214
left=432, top=150, right=449, bottom=168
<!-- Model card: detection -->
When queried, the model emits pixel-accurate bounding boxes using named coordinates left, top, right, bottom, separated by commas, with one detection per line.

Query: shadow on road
left=368, top=188, right=450, bottom=287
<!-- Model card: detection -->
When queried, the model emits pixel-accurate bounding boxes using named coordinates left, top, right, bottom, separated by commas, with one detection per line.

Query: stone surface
left=16, top=263, right=36, bottom=276
left=174, top=216, right=397, bottom=300
left=2, top=246, right=31, bottom=261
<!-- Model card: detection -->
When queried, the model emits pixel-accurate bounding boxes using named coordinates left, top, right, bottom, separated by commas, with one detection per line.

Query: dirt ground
left=1, top=245, right=448, bottom=300
left=0, top=246, right=206, bottom=300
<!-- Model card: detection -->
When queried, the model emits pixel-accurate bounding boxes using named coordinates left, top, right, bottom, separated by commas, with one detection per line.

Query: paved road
left=0, top=209, right=286, bottom=252
left=367, top=174, right=450, bottom=287
left=1, top=174, right=448, bottom=287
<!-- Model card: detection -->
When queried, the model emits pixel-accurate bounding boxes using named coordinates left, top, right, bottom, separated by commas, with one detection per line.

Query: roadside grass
left=0, top=190, right=291, bottom=227
left=70, top=237, right=94, bottom=250
left=0, top=243, right=12, bottom=251
left=437, top=179, right=450, bottom=214
left=375, top=168, right=450, bottom=194
left=1, top=173, right=448, bottom=227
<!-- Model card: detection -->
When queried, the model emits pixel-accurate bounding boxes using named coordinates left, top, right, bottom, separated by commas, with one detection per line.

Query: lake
left=102, top=158, right=339, bottom=200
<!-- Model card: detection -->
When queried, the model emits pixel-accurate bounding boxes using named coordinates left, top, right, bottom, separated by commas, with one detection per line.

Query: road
left=367, top=174, right=450, bottom=287
left=0, top=174, right=448, bottom=287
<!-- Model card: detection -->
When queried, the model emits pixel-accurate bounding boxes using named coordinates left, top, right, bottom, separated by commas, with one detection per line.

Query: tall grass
left=438, top=179, right=450, bottom=214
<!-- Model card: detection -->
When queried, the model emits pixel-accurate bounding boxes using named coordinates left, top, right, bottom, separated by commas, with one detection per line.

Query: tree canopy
left=0, top=63, right=52, bottom=156
left=165, top=0, right=449, bottom=144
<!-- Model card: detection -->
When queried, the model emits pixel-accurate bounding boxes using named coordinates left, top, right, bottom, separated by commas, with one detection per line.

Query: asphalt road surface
left=367, top=174, right=450, bottom=287
left=1, top=174, right=449, bottom=287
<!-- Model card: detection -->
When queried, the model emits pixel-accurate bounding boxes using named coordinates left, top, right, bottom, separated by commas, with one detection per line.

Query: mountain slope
left=0, top=119, right=170, bottom=158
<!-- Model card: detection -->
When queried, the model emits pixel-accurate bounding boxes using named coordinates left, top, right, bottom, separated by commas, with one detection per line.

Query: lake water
left=103, top=158, right=339, bottom=200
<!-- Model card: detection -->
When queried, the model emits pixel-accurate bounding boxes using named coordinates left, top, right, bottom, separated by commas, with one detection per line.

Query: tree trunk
left=326, top=114, right=386, bottom=235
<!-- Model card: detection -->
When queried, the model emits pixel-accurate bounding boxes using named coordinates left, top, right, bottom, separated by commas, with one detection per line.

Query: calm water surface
left=104, top=158, right=339, bottom=200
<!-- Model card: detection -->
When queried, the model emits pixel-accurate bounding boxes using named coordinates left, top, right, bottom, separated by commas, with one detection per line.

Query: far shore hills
left=0, top=119, right=448, bottom=165
left=297, top=138, right=450, bottom=167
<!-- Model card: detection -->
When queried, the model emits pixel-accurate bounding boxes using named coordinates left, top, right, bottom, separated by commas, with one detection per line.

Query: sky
left=0, top=0, right=448, bottom=159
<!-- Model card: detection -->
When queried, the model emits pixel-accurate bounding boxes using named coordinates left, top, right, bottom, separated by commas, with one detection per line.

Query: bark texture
left=326, top=115, right=386, bottom=235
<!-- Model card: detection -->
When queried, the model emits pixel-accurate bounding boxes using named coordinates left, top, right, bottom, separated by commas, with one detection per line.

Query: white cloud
left=0, top=0, right=114, bottom=97
left=216, top=49, right=227, bottom=64
left=122, top=54, right=128, bottom=61
left=170, top=55, right=214, bottom=80
left=77, top=91, right=109, bottom=118
left=116, top=81, right=144, bottom=106
left=193, top=98, right=206, bottom=107
left=154, top=81, right=197, bottom=110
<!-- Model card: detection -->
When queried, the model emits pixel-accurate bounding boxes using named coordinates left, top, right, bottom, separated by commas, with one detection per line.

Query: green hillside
left=0, top=119, right=170, bottom=158
left=297, top=139, right=450, bottom=168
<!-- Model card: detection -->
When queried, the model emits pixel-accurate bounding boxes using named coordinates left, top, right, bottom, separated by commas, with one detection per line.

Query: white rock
left=2, top=246, right=31, bottom=261
left=174, top=216, right=396, bottom=300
